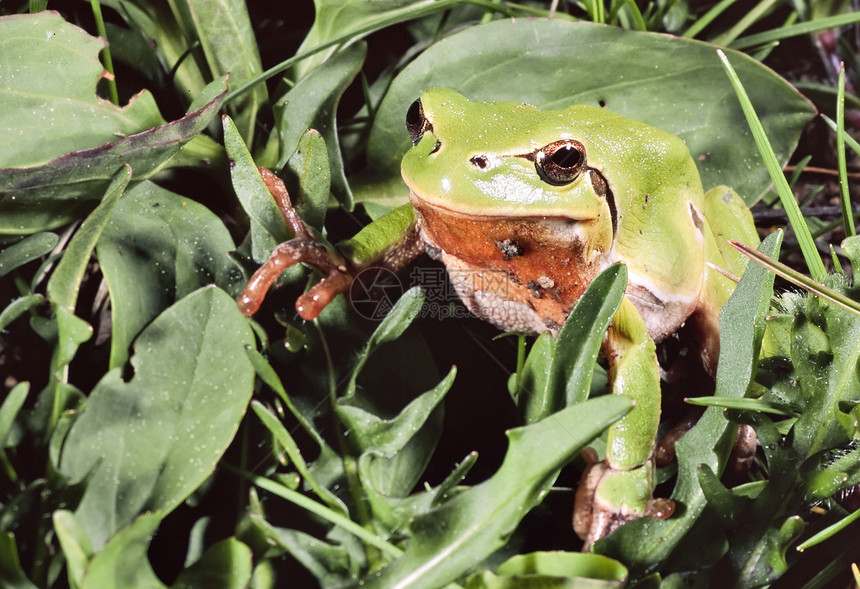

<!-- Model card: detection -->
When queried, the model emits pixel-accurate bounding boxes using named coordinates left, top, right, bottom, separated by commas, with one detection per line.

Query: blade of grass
left=718, top=50, right=827, bottom=282
left=796, top=506, right=860, bottom=552
left=89, top=0, right=118, bottom=105
left=731, top=241, right=860, bottom=317
left=223, top=464, right=405, bottom=560
left=682, top=0, right=739, bottom=38
left=731, top=12, right=860, bottom=50
left=836, top=63, right=856, bottom=236
left=712, top=0, right=779, bottom=46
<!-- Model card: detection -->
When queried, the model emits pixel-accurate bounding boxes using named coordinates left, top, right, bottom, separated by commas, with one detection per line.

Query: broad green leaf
left=355, top=395, right=632, bottom=589
left=349, top=368, right=453, bottom=499
left=0, top=12, right=163, bottom=168
left=171, top=537, right=253, bottom=589
left=96, top=180, right=244, bottom=369
left=594, top=231, right=783, bottom=573
left=59, top=287, right=255, bottom=549
left=356, top=19, right=814, bottom=208
left=0, top=233, right=58, bottom=278
left=47, top=167, right=129, bottom=313
left=275, top=43, right=366, bottom=208
left=79, top=513, right=166, bottom=589
left=180, top=0, right=267, bottom=147
left=1, top=60, right=226, bottom=235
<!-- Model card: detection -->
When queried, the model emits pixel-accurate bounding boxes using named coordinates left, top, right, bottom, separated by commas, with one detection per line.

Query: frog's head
left=401, top=88, right=617, bottom=254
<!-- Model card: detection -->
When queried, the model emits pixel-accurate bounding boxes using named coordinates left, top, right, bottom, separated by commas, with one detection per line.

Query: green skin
left=238, top=88, right=760, bottom=548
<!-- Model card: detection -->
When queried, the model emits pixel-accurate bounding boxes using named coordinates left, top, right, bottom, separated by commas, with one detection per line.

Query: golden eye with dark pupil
left=535, top=139, right=586, bottom=186
left=406, top=99, right=429, bottom=145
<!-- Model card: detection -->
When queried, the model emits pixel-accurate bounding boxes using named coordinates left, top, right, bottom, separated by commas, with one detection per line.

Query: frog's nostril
left=430, top=140, right=442, bottom=155
left=470, top=155, right=488, bottom=169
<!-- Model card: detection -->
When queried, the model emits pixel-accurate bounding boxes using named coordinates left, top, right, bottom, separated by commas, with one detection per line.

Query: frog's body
left=402, top=90, right=749, bottom=373
left=237, top=88, right=760, bottom=548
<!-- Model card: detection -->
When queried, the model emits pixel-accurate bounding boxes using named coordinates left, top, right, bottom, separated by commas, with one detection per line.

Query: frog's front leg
left=237, top=168, right=422, bottom=319
left=573, top=296, right=674, bottom=549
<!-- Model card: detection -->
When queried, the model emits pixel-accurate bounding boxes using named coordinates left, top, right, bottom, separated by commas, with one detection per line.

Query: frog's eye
left=406, top=99, right=431, bottom=145
left=534, top=140, right=586, bottom=186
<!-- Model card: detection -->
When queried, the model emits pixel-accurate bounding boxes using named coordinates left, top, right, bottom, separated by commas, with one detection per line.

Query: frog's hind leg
left=573, top=297, right=674, bottom=549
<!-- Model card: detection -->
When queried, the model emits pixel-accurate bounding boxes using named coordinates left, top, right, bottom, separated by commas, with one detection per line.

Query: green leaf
left=97, top=180, right=244, bottom=369
left=357, top=19, right=814, bottom=208
left=53, top=510, right=94, bottom=589
left=0, top=12, right=164, bottom=169
left=59, top=287, right=255, bottom=549
left=282, top=129, right=331, bottom=232
left=355, top=395, right=633, bottom=589
left=1, top=54, right=226, bottom=234
left=0, top=532, right=38, bottom=589
left=467, top=551, right=628, bottom=588
left=171, top=537, right=253, bottom=589
left=182, top=0, right=267, bottom=147
left=0, top=233, right=58, bottom=278
left=517, top=264, right=626, bottom=423
left=251, top=401, right=347, bottom=516
left=80, top=513, right=166, bottom=589
left=0, top=382, right=28, bottom=447
left=224, top=114, right=289, bottom=261
left=275, top=43, right=366, bottom=208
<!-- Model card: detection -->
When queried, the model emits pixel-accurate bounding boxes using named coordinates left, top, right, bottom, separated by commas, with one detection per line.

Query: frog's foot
left=573, top=451, right=674, bottom=551
left=236, top=168, right=352, bottom=319
left=237, top=239, right=351, bottom=318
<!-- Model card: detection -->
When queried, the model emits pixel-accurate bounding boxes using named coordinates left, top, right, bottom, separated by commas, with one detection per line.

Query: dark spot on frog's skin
left=527, top=280, right=542, bottom=298
left=598, top=99, right=607, bottom=108
left=544, top=317, right=562, bottom=331
left=643, top=193, right=650, bottom=210
left=424, top=243, right=442, bottom=259
left=496, top=239, right=525, bottom=260
left=688, top=201, right=704, bottom=231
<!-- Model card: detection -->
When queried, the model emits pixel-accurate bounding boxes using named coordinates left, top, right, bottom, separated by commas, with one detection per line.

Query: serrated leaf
left=357, top=19, right=814, bottom=208
left=354, top=395, right=632, bottom=589
left=59, top=287, right=254, bottom=549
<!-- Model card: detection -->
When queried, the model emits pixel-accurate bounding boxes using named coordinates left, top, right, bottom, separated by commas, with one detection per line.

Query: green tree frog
left=237, top=88, right=760, bottom=548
